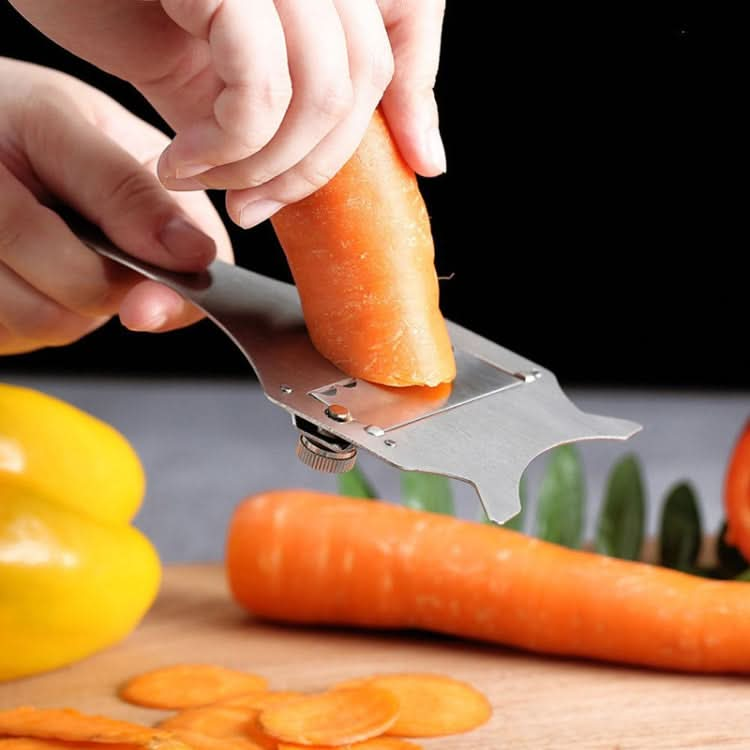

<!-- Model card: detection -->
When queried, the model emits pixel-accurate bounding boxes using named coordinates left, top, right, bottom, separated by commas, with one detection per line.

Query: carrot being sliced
left=277, top=740, right=421, bottom=750
left=119, top=664, right=267, bottom=709
left=333, top=674, right=491, bottom=737
left=0, top=707, right=188, bottom=750
left=158, top=706, right=274, bottom=750
left=258, top=687, right=399, bottom=747
left=270, top=107, right=456, bottom=388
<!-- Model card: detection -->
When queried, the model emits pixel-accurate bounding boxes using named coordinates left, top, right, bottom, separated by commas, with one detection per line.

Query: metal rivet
left=280, top=384, right=293, bottom=394
left=516, top=369, right=542, bottom=383
left=365, top=425, right=385, bottom=437
left=325, top=404, right=351, bottom=422
left=384, top=439, right=397, bottom=447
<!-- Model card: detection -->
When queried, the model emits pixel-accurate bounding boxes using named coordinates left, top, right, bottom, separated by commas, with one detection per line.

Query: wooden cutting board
left=1, top=564, right=749, bottom=749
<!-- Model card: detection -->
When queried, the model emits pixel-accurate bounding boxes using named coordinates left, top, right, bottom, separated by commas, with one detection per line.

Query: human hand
left=0, top=58, right=233, bottom=355
left=9, top=0, right=446, bottom=228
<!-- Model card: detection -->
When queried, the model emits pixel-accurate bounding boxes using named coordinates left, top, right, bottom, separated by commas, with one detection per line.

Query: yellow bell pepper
left=0, top=383, right=160, bottom=681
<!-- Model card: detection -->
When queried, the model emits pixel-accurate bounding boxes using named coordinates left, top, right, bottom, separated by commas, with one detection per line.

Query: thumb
left=18, top=94, right=216, bottom=271
left=378, top=0, right=447, bottom=177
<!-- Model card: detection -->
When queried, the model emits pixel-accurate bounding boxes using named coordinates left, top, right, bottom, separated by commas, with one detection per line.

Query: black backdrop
left=0, top=4, right=745, bottom=387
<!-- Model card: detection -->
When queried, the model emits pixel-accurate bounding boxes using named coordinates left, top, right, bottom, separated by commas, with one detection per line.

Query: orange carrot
left=270, top=108, right=455, bottom=388
left=332, top=674, right=491, bottom=737
left=119, top=664, right=267, bottom=709
left=258, top=687, right=399, bottom=746
left=724, top=420, right=750, bottom=560
left=226, top=490, right=750, bottom=674
left=0, top=708, right=188, bottom=750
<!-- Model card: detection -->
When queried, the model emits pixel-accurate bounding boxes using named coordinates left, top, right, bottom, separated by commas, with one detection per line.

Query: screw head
left=325, top=404, right=351, bottom=422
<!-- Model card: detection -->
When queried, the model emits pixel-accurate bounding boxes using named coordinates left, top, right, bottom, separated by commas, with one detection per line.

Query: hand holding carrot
left=9, top=0, right=448, bottom=228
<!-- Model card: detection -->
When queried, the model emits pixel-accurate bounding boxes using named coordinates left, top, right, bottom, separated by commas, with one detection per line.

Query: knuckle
left=215, top=80, right=292, bottom=150
left=369, top=50, right=395, bottom=93
left=308, top=81, right=354, bottom=122
left=296, top=162, right=338, bottom=194
left=103, top=168, right=161, bottom=216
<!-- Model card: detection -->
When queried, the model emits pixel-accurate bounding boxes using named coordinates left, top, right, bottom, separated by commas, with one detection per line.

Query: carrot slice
left=277, top=740, right=421, bottom=750
left=120, top=664, right=267, bottom=709
left=258, top=687, right=399, bottom=746
left=334, top=674, right=491, bottom=737
left=0, top=707, right=188, bottom=750
left=270, top=107, right=456, bottom=388
left=0, top=741, right=140, bottom=750
left=158, top=706, right=275, bottom=750
left=218, top=691, right=306, bottom=711
left=161, top=729, right=266, bottom=750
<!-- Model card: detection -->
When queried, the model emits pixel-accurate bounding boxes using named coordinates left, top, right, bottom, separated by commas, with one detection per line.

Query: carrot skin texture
left=724, top=420, right=750, bottom=560
left=270, top=109, right=455, bottom=388
left=226, top=490, right=750, bottom=674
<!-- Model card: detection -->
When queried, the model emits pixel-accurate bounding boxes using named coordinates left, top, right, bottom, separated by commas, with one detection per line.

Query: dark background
left=0, top=4, right=745, bottom=388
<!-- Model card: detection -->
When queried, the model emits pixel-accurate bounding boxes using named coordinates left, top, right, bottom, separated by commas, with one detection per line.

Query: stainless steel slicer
left=69, top=213, right=641, bottom=524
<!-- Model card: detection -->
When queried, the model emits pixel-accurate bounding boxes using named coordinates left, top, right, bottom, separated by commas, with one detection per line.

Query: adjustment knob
left=296, top=434, right=357, bottom=473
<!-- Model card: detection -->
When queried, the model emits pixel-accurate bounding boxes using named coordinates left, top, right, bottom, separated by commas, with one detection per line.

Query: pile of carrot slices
left=0, top=664, right=491, bottom=750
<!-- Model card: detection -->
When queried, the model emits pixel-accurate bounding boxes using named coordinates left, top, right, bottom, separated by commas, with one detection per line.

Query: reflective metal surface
left=71, top=213, right=641, bottom=523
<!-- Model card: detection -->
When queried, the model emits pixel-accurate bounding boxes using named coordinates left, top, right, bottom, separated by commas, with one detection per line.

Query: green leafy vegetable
left=535, top=445, right=585, bottom=548
left=596, top=454, right=646, bottom=560
left=659, top=482, right=702, bottom=571
left=400, top=471, right=455, bottom=515
left=735, top=569, right=750, bottom=582
left=337, top=465, right=377, bottom=499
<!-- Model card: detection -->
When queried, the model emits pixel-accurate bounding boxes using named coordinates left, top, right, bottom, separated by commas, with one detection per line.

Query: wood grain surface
left=1, top=564, right=749, bottom=749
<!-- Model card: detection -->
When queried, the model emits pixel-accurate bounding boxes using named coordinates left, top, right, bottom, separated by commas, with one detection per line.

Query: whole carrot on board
left=226, top=490, right=750, bottom=675
left=270, top=108, right=455, bottom=388
left=724, top=420, right=750, bottom=561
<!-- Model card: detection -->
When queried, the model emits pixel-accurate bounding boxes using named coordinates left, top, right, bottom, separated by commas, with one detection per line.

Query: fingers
left=157, top=0, right=292, bottom=178
left=19, top=93, right=216, bottom=273
left=378, top=0, right=447, bottom=176
left=225, top=0, right=394, bottom=227
left=0, top=250, right=108, bottom=354
left=118, top=280, right=204, bottom=333
left=171, top=0, right=354, bottom=193
left=0, top=160, right=131, bottom=322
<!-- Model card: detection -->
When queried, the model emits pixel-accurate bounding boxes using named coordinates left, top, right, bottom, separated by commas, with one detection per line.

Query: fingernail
left=160, top=175, right=206, bottom=191
left=426, top=127, right=447, bottom=174
left=158, top=216, right=216, bottom=265
left=174, top=163, right=214, bottom=180
left=128, top=310, right=168, bottom=332
left=239, top=199, right=284, bottom=229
